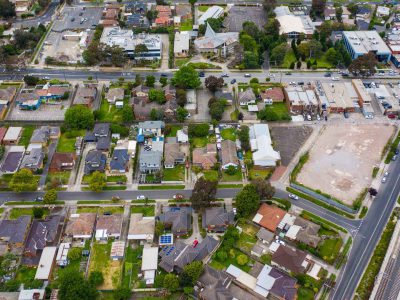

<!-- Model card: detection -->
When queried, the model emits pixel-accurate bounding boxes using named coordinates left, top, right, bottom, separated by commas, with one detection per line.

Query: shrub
left=236, top=254, right=248, bottom=265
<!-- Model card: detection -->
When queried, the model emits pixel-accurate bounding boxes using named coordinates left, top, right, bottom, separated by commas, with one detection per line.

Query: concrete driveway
left=73, top=143, right=96, bottom=191
left=185, top=211, right=203, bottom=244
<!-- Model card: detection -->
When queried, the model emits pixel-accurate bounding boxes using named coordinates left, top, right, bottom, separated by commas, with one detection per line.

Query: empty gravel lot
left=297, top=124, right=394, bottom=205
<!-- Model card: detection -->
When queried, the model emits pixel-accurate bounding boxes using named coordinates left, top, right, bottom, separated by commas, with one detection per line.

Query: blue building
left=342, top=31, right=391, bottom=63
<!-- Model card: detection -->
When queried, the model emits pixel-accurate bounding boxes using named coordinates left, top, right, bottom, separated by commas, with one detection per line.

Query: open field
left=297, top=124, right=394, bottom=205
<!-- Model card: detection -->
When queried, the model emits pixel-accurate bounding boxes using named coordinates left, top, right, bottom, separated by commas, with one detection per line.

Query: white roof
left=226, top=264, right=242, bottom=277
left=252, top=213, right=263, bottom=224
left=269, top=241, right=280, bottom=253
left=144, top=270, right=156, bottom=285
left=4, top=127, right=22, bottom=141
left=250, top=124, right=280, bottom=167
left=174, top=31, right=190, bottom=53
left=285, top=225, right=301, bottom=240
left=152, top=140, right=164, bottom=152
left=27, top=143, right=43, bottom=153
left=277, top=15, right=306, bottom=34
left=9, top=145, right=25, bottom=153
left=35, top=247, right=57, bottom=280
left=307, top=262, right=322, bottom=279
left=198, top=6, right=224, bottom=25
left=377, top=6, right=390, bottom=15
left=280, top=213, right=296, bottom=226
left=19, top=289, right=45, bottom=300
left=177, top=129, right=188, bottom=143
left=248, top=105, right=259, bottom=112
left=256, top=265, right=275, bottom=290
left=343, top=31, right=391, bottom=55
left=56, top=243, right=70, bottom=262
left=141, top=246, right=159, bottom=271
left=96, top=229, right=107, bottom=239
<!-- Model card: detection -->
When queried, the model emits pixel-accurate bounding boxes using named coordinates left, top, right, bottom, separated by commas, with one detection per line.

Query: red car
left=388, top=114, right=397, bottom=119
left=192, top=240, right=199, bottom=248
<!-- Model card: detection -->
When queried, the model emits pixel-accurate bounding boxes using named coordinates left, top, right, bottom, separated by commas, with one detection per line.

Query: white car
left=384, top=171, right=389, bottom=177
left=136, top=195, right=146, bottom=200
left=289, top=81, right=296, bottom=85
left=332, top=77, right=339, bottom=81
left=288, top=193, right=299, bottom=200
left=381, top=177, right=387, bottom=183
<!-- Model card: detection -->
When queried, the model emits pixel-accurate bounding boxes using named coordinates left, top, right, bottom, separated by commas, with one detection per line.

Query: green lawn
left=318, top=238, right=343, bottom=264
left=9, top=207, right=49, bottom=219
left=209, top=248, right=254, bottom=272
left=99, top=206, right=124, bottom=214
left=46, top=171, right=71, bottom=185
left=248, top=168, right=272, bottom=180
left=198, top=5, right=209, bottom=12
left=163, top=164, right=185, bottom=181
left=19, top=126, right=35, bottom=148
left=187, top=62, right=221, bottom=69
left=97, top=98, right=125, bottom=122
left=281, top=49, right=296, bottom=68
left=221, top=168, right=242, bottom=182
left=166, top=125, right=182, bottom=137
left=106, top=175, right=127, bottom=183
left=202, top=170, right=219, bottom=181
left=89, top=241, right=112, bottom=273
left=316, top=55, right=334, bottom=69
left=15, top=266, right=37, bottom=284
left=180, top=19, right=193, bottom=31
left=175, top=58, right=191, bottom=68
left=297, top=287, right=315, bottom=300
left=130, top=205, right=155, bottom=216
left=76, top=206, right=98, bottom=213
left=191, top=136, right=208, bottom=148
left=0, top=207, right=3, bottom=216
left=221, top=128, right=236, bottom=141
left=260, top=102, right=291, bottom=120
left=237, top=231, right=257, bottom=252
left=57, top=130, right=85, bottom=152
left=121, top=245, right=143, bottom=288
left=138, top=185, right=185, bottom=190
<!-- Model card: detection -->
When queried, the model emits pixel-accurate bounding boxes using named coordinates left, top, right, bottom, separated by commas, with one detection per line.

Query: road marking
left=333, top=172, right=400, bottom=300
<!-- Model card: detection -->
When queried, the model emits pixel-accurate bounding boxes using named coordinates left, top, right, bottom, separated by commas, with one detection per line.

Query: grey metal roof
left=93, top=123, right=110, bottom=137
left=138, top=121, right=165, bottom=130
left=158, top=207, right=191, bottom=234
left=202, top=207, right=234, bottom=229
left=84, top=150, right=106, bottom=174
left=110, top=149, right=129, bottom=171
left=256, top=227, right=275, bottom=242
left=96, top=136, right=111, bottom=151
left=20, top=148, right=44, bottom=170
left=139, top=150, right=162, bottom=166
left=1, top=151, right=24, bottom=173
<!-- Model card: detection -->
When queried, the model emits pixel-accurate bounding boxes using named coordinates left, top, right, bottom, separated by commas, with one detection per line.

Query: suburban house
left=260, top=87, right=285, bottom=103
left=176, top=3, right=192, bottom=20
left=164, top=142, right=185, bottom=168
left=106, top=87, right=125, bottom=104
left=271, top=244, right=311, bottom=274
left=132, top=84, right=150, bottom=99
left=159, top=236, right=218, bottom=273
left=226, top=264, right=297, bottom=300
left=141, top=246, right=159, bottom=285
left=220, top=140, right=239, bottom=169
left=139, top=150, right=162, bottom=174
left=49, top=152, right=76, bottom=172
left=174, top=31, right=190, bottom=58
left=356, top=6, right=371, bottom=19
left=0, top=127, right=7, bottom=144
left=256, top=227, right=275, bottom=245
left=127, top=214, right=155, bottom=243
left=34, top=246, right=57, bottom=281
left=30, top=126, right=59, bottom=145
left=194, top=23, right=239, bottom=57
left=20, top=148, right=44, bottom=172
left=158, top=207, right=191, bottom=236
left=324, top=7, right=336, bottom=20
left=109, top=148, right=130, bottom=173
left=376, top=6, right=390, bottom=17
left=3, top=127, right=22, bottom=145
left=238, top=89, right=256, bottom=106
left=202, top=207, right=234, bottom=233
left=1, top=146, right=25, bottom=173
left=192, top=143, right=217, bottom=169
left=137, top=121, right=165, bottom=140
left=65, top=213, right=97, bottom=240
left=249, top=124, right=280, bottom=167
left=0, top=86, right=16, bottom=104
left=110, top=241, right=125, bottom=260
left=24, top=215, right=62, bottom=258
left=252, top=204, right=287, bottom=233
left=84, top=150, right=107, bottom=174
left=154, top=5, right=172, bottom=26
left=95, top=214, right=123, bottom=240
left=285, top=217, right=321, bottom=248
left=73, top=86, right=97, bottom=107
left=0, top=215, right=32, bottom=250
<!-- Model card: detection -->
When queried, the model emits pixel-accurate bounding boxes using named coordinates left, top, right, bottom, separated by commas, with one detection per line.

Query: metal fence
left=290, top=183, right=357, bottom=214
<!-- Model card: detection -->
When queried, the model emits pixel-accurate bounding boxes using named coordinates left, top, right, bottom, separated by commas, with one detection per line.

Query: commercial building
left=274, top=6, right=316, bottom=38
left=342, top=31, right=391, bottom=62
left=100, top=27, right=162, bottom=60
left=285, top=86, right=319, bottom=114
left=320, top=82, right=359, bottom=113
left=197, top=6, right=224, bottom=25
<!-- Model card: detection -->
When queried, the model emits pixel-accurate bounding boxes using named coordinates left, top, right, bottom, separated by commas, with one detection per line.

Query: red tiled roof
left=254, top=203, right=286, bottom=232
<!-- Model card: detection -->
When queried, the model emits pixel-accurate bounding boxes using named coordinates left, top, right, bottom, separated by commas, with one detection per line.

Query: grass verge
left=138, top=185, right=185, bottom=190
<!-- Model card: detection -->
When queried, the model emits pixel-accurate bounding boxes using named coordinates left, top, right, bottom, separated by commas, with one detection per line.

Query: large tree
left=251, top=179, right=275, bottom=199
left=149, top=89, right=166, bottom=104
left=235, top=184, right=260, bottom=218
left=88, top=171, right=106, bottom=192
left=9, top=169, right=38, bottom=192
left=171, top=65, right=201, bottom=89
left=113, top=286, right=131, bottom=300
left=43, top=189, right=57, bottom=204
left=205, top=76, right=224, bottom=92
left=181, top=261, right=204, bottom=286
left=190, top=177, right=218, bottom=210
left=163, top=274, right=179, bottom=292
left=64, top=105, right=94, bottom=130
left=348, top=52, right=377, bottom=77
left=209, top=99, right=226, bottom=121
left=237, top=125, right=250, bottom=152
left=270, top=43, right=288, bottom=66
left=311, top=0, right=327, bottom=16
left=59, top=269, right=98, bottom=300
left=0, top=0, right=15, bottom=18
left=176, top=106, right=189, bottom=122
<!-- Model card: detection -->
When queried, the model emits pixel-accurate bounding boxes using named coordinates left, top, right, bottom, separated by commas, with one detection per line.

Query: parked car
left=221, top=73, right=229, bottom=77
left=198, top=71, right=205, bottom=77
left=231, top=79, right=236, bottom=84
left=392, top=155, right=398, bottom=161
left=35, top=196, right=43, bottom=202
left=288, top=194, right=299, bottom=200
left=344, top=111, right=349, bottom=118
left=192, top=239, right=199, bottom=248
left=136, top=195, right=146, bottom=200
left=395, top=149, right=399, bottom=155
left=324, top=72, right=332, bottom=77
left=244, top=73, right=251, bottom=77
left=285, top=72, right=292, bottom=75
left=384, top=171, right=389, bottom=177
left=298, top=81, right=304, bottom=85
left=173, top=193, right=184, bottom=200
left=103, top=212, right=111, bottom=216
left=381, top=176, right=387, bottom=183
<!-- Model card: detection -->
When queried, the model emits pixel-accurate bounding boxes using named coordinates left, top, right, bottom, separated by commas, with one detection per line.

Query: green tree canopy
left=163, top=274, right=179, bottom=292
left=148, top=89, right=166, bottom=104
left=64, top=105, right=94, bottom=130
left=88, top=271, right=104, bottom=287
left=181, top=261, right=204, bottom=285
left=172, top=66, right=201, bottom=89
left=176, top=106, right=189, bottom=122
left=9, top=168, right=38, bottom=192
left=235, top=184, right=260, bottom=218
left=190, top=177, right=218, bottom=210
left=250, top=178, right=275, bottom=199
left=88, top=171, right=106, bottom=192
left=59, top=269, right=98, bottom=300
left=43, top=189, right=57, bottom=204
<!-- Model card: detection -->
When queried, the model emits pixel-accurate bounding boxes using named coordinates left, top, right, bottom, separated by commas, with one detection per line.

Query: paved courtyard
left=297, top=124, right=395, bottom=205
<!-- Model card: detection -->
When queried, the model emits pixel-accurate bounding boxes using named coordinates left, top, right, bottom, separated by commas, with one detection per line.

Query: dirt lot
left=270, top=125, right=313, bottom=166
left=224, top=6, right=267, bottom=32
left=297, top=124, right=394, bottom=205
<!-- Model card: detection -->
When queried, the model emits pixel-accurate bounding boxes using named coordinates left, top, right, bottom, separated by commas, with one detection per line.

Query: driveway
left=185, top=211, right=203, bottom=244
left=73, top=143, right=96, bottom=191
left=160, top=34, right=169, bottom=71
left=39, top=140, right=58, bottom=189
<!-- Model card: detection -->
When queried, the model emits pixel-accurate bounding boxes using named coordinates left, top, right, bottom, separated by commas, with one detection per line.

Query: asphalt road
left=330, top=158, right=400, bottom=300
left=14, top=2, right=58, bottom=28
